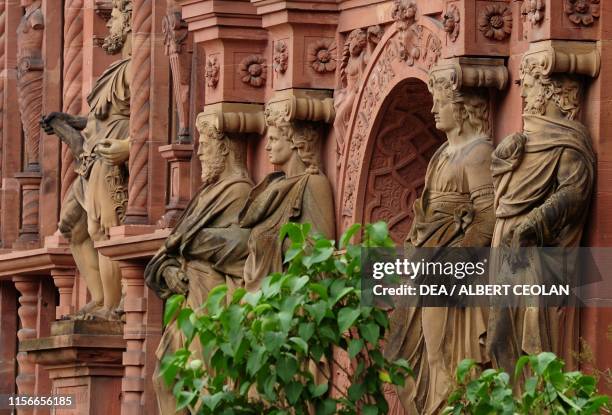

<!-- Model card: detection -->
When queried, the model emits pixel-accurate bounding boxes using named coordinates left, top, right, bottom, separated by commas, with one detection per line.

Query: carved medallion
left=564, top=0, right=599, bottom=26
left=478, top=4, right=513, bottom=41
left=443, top=4, right=460, bottom=42
left=205, top=56, right=220, bottom=88
left=239, top=55, right=267, bottom=88
left=273, top=40, right=288, bottom=74
left=308, top=39, right=337, bottom=73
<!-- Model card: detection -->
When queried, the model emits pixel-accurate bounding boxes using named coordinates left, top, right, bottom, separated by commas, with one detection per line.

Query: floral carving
left=423, top=33, right=441, bottom=69
left=239, top=55, right=267, bottom=88
left=564, top=0, right=599, bottom=26
left=521, top=0, right=545, bottom=25
left=205, top=56, right=220, bottom=88
left=478, top=4, right=513, bottom=41
left=443, top=4, right=460, bottom=42
left=273, top=40, right=288, bottom=74
left=400, top=24, right=423, bottom=65
left=308, top=39, right=337, bottom=73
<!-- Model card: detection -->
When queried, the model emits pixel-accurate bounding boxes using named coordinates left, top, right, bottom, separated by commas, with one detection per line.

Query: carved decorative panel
left=362, top=79, right=444, bottom=243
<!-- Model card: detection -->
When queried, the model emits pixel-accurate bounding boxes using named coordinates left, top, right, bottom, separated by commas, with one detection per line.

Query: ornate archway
left=337, top=15, right=446, bottom=242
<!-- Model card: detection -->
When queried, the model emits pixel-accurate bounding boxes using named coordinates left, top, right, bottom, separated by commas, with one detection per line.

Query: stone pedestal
left=20, top=320, right=126, bottom=415
left=158, top=143, right=194, bottom=229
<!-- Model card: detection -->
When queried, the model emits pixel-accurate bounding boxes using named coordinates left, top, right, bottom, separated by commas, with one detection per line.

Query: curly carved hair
left=520, top=60, right=582, bottom=121
left=196, top=119, right=247, bottom=168
left=265, top=109, right=321, bottom=174
left=429, top=76, right=490, bottom=136
left=339, top=29, right=367, bottom=88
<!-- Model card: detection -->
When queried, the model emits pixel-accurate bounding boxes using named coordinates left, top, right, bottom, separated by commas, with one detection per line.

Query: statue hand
left=163, top=266, right=188, bottom=295
left=506, top=222, right=538, bottom=270
left=40, top=112, right=64, bottom=135
left=97, top=138, right=130, bottom=165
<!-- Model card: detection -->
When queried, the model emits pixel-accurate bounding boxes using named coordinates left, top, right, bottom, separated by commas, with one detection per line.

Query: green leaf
left=177, top=308, right=195, bottom=342
left=263, top=331, right=286, bottom=353
left=514, top=355, right=530, bottom=379
left=360, top=322, right=380, bottom=345
left=379, top=370, right=392, bottom=383
left=456, top=359, right=476, bottom=383
left=277, top=355, right=298, bottom=382
left=348, top=339, right=364, bottom=359
left=280, top=222, right=304, bottom=244
left=340, top=223, right=361, bottom=249
left=286, top=381, right=303, bottom=405
left=338, top=307, right=361, bottom=333
left=247, top=345, right=266, bottom=375
left=288, top=275, right=309, bottom=294
left=362, top=404, right=378, bottom=415
left=316, top=399, right=337, bottom=415
left=298, top=322, right=315, bottom=342
left=177, top=391, right=197, bottom=410
left=535, top=352, right=557, bottom=375
left=309, top=382, right=328, bottom=398
left=243, top=291, right=262, bottom=306
left=206, top=285, right=228, bottom=315
left=309, top=283, right=328, bottom=300
left=231, top=287, right=247, bottom=304
left=348, top=382, right=366, bottom=401
left=202, top=391, right=225, bottom=411
left=289, top=337, right=309, bottom=354
left=305, top=301, right=328, bottom=325
left=163, top=294, right=185, bottom=326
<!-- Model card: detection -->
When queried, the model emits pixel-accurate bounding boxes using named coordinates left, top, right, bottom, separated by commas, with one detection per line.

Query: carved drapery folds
left=17, top=0, right=44, bottom=172
left=162, top=7, right=192, bottom=143
left=487, top=40, right=599, bottom=374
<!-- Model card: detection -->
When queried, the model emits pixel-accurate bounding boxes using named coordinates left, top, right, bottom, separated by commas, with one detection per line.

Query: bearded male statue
left=385, top=59, right=507, bottom=415
left=145, top=112, right=253, bottom=414
left=40, top=0, right=133, bottom=320
left=487, top=44, right=597, bottom=374
left=239, top=103, right=335, bottom=291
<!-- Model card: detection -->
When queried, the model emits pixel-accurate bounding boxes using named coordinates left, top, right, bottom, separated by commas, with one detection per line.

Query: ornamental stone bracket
left=198, top=102, right=266, bottom=136
left=265, top=89, right=336, bottom=125
left=521, top=39, right=600, bottom=79
left=428, top=56, right=509, bottom=91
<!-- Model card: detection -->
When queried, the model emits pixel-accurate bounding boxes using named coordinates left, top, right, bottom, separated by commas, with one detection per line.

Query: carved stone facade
left=0, top=0, right=610, bottom=414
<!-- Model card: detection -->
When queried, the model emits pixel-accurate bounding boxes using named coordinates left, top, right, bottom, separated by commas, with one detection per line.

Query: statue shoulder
left=306, top=173, right=333, bottom=195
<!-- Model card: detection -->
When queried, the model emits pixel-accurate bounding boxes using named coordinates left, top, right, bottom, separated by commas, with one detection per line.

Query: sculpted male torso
left=386, top=72, right=495, bottom=415
left=487, top=61, right=595, bottom=374
left=144, top=117, right=253, bottom=415
left=40, top=0, right=133, bottom=320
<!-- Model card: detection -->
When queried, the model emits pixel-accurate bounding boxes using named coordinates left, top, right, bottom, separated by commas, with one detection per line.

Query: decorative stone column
left=0, top=281, right=18, bottom=397
left=13, top=172, right=42, bottom=249
left=50, top=268, right=76, bottom=319
left=157, top=144, right=193, bottom=229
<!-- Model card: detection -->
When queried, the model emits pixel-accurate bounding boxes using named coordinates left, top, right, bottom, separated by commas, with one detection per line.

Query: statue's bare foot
left=71, top=300, right=103, bottom=320
left=81, top=307, right=122, bottom=322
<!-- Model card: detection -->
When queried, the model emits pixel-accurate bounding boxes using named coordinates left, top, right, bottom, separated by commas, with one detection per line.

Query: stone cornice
left=0, top=247, right=74, bottom=277
left=95, top=228, right=170, bottom=261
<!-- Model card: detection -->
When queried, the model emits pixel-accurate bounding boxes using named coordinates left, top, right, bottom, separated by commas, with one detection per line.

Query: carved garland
left=443, top=4, right=460, bottom=42
left=205, top=56, right=220, bottom=88
left=273, top=40, right=288, bottom=74
left=522, top=0, right=545, bottom=25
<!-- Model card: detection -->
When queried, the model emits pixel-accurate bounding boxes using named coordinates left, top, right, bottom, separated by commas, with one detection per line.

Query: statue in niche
left=17, top=0, right=44, bottom=171
left=385, top=63, right=498, bottom=414
left=240, top=104, right=335, bottom=291
left=40, top=0, right=133, bottom=320
left=145, top=114, right=253, bottom=414
left=487, top=51, right=596, bottom=374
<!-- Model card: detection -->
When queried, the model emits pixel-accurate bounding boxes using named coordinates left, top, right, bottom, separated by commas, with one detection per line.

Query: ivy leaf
left=309, top=382, right=328, bottom=398
left=289, top=337, right=309, bottom=354
left=362, top=404, right=378, bottom=415
left=340, top=223, right=361, bottom=249
left=286, top=381, right=303, bottom=405
left=360, top=322, right=380, bottom=345
left=348, top=339, right=364, bottom=359
left=247, top=345, right=266, bottom=375
left=305, top=301, right=328, bottom=325
left=206, top=285, right=228, bottom=316
left=456, top=359, right=476, bottom=383
left=337, top=307, right=361, bottom=333
left=277, top=355, right=298, bottom=382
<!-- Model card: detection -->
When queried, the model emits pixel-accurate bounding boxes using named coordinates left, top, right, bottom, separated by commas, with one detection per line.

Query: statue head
left=520, top=59, right=582, bottom=121
left=429, top=75, right=490, bottom=137
left=196, top=119, right=247, bottom=186
left=346, top=29, right=367, bottom=57
left=103, top=0, right=132, bottom=55
left=264, top=108, right=321, bottom=175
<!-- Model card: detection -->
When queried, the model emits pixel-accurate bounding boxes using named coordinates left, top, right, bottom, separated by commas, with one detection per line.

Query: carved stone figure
left=385, top=59, right=507, bottom=415
left=145, top=109, right=254, bottom=414
left=17, top=0, right=44, bottom=171
left=240, top=93, right=335, bottom=291
left=487, top=42, right=599, bottom=374
left=40, top=0, right=133, bottom=320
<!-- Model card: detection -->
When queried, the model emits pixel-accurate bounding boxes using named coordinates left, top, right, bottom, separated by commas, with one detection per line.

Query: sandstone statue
left=40, top=0, right=133, bottom=320
left=487, top=44, right=597, bottom=374
left=385, top=59, right=507, bottom=415
left=145, top=112, right=254, bottom=414
left=239, top=101, right=335, bottom=292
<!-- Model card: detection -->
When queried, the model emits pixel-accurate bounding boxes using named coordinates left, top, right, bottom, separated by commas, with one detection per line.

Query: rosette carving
left=478, top=4, right=512, bottom=41
left=239, top=55, right=267, bottom=88
left=308, top=39, right=337, bottom=73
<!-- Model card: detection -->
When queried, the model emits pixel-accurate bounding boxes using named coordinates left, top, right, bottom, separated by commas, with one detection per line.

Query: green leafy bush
left=159, top=222, right=411, bottom=414
left=444, top=352, right=610, bottom=415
